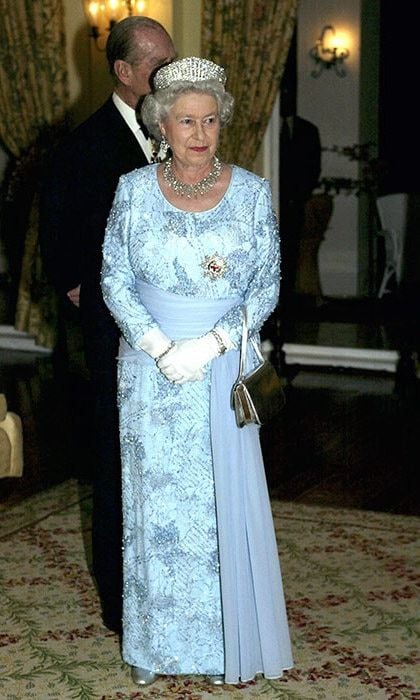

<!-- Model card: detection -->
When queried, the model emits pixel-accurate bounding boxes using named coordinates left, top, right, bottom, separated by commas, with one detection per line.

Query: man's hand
left=66, top=285, right=81, bottom=307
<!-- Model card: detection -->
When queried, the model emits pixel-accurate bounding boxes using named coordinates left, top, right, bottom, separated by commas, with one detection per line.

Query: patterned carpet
left=0, top=480, right=419, bottom=700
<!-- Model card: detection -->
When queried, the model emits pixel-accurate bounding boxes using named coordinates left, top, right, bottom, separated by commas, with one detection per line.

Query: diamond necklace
left=163, top=156, right=222, bottom=198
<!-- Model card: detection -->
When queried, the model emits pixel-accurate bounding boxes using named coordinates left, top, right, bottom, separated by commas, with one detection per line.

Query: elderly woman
left=101, top=57, right=293, bottom=687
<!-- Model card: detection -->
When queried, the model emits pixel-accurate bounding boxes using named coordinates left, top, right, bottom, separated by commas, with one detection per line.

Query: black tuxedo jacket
left=39, top=97, right=148, bottom=337
left=38, top=98, right=148, bottom=621
left=280, top=115, right=321, bottom=206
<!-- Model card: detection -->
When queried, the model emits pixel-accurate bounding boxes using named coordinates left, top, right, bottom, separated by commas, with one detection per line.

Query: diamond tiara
left=153, top=57, right=227, bottom=90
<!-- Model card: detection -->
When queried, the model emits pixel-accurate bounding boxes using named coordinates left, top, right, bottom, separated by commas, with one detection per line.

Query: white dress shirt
left=112, top=92, right=154, bottom=163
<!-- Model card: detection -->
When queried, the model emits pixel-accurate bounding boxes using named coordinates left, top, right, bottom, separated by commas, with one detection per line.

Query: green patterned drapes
left=0, top=0, right=69, bottom=348
left=0, top=0, right=69, bottom=155
left=202, top=0, right=298, bottom=170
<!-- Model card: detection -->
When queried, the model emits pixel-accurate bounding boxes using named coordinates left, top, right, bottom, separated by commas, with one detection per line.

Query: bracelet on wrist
left=155, top=341, right=175, bottom=363
left=210, top=329, right=227, bottom=356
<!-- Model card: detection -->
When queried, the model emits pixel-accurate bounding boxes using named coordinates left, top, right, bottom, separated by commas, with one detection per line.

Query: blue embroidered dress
left=101, top=164, right=293, bottom=683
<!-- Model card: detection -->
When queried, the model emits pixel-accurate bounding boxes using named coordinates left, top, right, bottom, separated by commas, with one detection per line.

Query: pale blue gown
left=101, top=163, right=293, bottom=683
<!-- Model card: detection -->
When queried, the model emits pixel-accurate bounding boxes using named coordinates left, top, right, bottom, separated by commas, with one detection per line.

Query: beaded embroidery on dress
left=101, top=164, right=293, bottom=681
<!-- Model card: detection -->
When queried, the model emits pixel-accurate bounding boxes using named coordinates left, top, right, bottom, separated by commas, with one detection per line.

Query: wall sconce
left=309, top=25, right=350, bottom=78
left=83, top=0, right=147, bottom=50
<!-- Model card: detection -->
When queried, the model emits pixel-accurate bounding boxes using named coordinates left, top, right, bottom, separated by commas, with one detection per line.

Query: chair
left=376, top=193, right=408, bottom=298
left=0, top=393, right=23, bottom=478
left=294, top=193, right=333, bottom=298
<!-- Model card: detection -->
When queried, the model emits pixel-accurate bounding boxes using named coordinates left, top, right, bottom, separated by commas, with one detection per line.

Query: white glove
left=137, top=327, right=172, bottom=359
left=161, top=361, right=205, bottom=384
left=157, top=333, right=222, bottom=383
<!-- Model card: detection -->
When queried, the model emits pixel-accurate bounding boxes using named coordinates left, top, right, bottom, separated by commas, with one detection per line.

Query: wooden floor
left=1, top=285, right=419, bottom=517
left=261, top=369, right=419, bottom=515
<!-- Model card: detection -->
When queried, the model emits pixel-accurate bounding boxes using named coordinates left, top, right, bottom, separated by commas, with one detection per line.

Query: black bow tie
left=136, top=116, right=150, bottom=140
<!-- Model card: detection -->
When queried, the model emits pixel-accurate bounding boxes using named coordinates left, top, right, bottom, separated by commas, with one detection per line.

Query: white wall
left=298, top=0, right=362, bottom=296
left=63, top=0, right=174, bottom=125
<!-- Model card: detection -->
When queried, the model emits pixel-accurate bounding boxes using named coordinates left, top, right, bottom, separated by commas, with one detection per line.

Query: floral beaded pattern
left=100, top=163, right=281, bottom=674
left=101, top=164, right=280, bottom=349
left=118, top=360, right=225, bottom=674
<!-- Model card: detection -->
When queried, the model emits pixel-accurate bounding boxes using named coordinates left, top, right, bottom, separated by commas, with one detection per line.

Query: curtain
left=201, top=0, right=298, bottom=170
left=0, top=0, right=69, bottom=348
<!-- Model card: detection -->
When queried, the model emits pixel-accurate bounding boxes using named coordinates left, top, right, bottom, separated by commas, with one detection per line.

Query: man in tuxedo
left=279, top=87, right=321, bottom=308
left=39, top=16, right=175, bottom=634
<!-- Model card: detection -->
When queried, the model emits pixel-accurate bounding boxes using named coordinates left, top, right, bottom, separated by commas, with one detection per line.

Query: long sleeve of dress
left=101, top=175, right=160, bottom=349
left=215, top=179, right=280, bottom=346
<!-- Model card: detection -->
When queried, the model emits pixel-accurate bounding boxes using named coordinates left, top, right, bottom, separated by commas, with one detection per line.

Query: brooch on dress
left=201, top=253, right=228, bottom=280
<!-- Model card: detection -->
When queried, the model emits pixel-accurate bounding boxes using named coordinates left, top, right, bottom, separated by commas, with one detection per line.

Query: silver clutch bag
left=231, top=307, right=285, bottom=428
